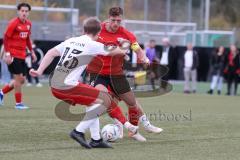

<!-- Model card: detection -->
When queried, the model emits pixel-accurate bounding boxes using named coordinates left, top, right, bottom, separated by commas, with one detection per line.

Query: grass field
left=0, top=83, right=240, bottom=160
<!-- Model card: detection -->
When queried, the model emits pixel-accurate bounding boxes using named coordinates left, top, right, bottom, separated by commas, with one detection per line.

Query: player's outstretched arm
left=107, top=46, right=128, bottom=56
left=135, top=47, right=150, bottom=64
left=30, top=48, right=61, bottom=77
left=91, top=41, right=128, bottom=56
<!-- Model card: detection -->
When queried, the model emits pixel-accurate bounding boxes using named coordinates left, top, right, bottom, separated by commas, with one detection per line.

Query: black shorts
left=89, top=73, right=131, bottom=96
left=8, top=58, right=27, bottom=76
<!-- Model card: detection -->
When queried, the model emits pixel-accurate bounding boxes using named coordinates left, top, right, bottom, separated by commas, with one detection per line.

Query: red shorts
left=51, top=83, right=100, bottom=106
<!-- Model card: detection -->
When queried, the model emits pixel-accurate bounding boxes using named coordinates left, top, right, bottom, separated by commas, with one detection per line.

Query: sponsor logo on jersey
left=117, top=37, right=127, bottom=42
left=90, top=81, right=95, bottom=86
left=19, top=32, right=28, bottom=38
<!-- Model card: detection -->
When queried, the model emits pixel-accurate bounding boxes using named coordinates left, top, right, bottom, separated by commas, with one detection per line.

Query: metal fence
left=0, top=0, right=236, bottom=46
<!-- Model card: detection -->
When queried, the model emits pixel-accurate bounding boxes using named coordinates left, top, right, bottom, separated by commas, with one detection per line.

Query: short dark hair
left=83, top=17, right=101, bottom=36
left=17, top=3, right=31, bottom=11
left=150, top=39, right=156, bottom=43
left=109, top=7, right=123, bottom=16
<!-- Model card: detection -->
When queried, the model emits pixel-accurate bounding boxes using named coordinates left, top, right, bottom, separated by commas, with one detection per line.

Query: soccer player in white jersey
left=30, top=17, right=139, bottom=149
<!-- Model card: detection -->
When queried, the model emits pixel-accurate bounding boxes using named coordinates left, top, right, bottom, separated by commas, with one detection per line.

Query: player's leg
left=87, top=105, right=112, bottom=148
left=14, top=59, right=28, bottom=109
left=52, top=84, right=111, bottom=148
left=1, top=58, right=28, bottom=109
left=13, top=74, right=28, bottom=109
left=112, top=76, right=163, bottom=134
left=0, top=58, right=16, bottom=105
left=0, top=80, right=14, bottom=105
left=118, top=90, right=163, bottom=134
left=93, top=82, right=143, bottom=141
left=89, top=75, right=125, bottom=138
left=71, top=104, right=112, bottom=149
left=94, top=89, right=139, bottom=136
left=52, top=83, right=138, bottom=147
left=89, top=74, right=144, bottom=140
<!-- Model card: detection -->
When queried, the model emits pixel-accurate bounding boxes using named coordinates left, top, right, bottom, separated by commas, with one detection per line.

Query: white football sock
left=89, top=117, right=101, bottom=140
left=123, top=121, right=133, bottom=128
left=75, top=104, right=103, bottom=133
left=75, top=119, right=95, bottom=133
left=139, top=114, right=150, bottom=127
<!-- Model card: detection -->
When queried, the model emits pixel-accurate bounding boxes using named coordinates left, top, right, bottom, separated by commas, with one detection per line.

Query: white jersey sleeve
left=87, top=41, right=109, bottom=56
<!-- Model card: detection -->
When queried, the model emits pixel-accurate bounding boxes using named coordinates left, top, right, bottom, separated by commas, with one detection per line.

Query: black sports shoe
left=207, top=89, right=213, bottom=94
left=89, top=138, right=113, bottom=148
left=70, top=130, right=92, bottom=149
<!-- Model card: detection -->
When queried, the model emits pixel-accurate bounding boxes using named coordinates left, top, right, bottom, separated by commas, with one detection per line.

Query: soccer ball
left=101, top=124, right=120, bottom=142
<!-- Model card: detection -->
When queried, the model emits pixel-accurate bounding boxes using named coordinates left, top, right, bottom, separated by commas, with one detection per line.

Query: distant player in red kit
left=0, top=3, right=37, bottom=109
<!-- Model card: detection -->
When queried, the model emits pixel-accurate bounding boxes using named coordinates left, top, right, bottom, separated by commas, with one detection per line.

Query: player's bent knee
left=99, top=91, right=112, bottom=107
left=95, top=84, right=108, bottom=92
left=124, top=99, right=137, bottom=107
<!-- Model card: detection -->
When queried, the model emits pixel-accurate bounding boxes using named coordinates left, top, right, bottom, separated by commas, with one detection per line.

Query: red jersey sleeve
left=122, top=28, right=137, bottom=44
left=3, top=18, right=18, bottom=52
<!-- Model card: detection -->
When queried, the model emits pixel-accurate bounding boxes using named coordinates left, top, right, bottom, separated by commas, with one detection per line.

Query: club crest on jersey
left=90, top=81, right=95, bottom=86
left=27, top=25, right=30, bottom=30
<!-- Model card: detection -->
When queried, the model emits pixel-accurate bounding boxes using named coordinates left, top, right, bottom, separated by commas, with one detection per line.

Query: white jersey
left=50, top=35, right=109, bottom=89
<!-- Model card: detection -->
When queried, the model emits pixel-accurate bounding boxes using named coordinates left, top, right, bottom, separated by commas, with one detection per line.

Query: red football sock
left=2, top=85, right=14, bottom=94
left=128, top=107, right=141, bottom=126
left=15, top=92, right=22, bottom=104
left=107, top=101, right=127, bottom=124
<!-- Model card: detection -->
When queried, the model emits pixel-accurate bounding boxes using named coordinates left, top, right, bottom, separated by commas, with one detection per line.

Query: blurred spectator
left=146, top=39, right=159, bottom=63
left=207, top=46, right=225, bottom=95
left=0, top=45, right=11, bottom=85
left=183, top=43, right=199, bottom=93
left=25, top=41, right=43, bottom=87
left=146, top=39, right=159, bottom=89
left=224, top=44, right=240, bottom=96
left=159, top=37, right=175, bottom=88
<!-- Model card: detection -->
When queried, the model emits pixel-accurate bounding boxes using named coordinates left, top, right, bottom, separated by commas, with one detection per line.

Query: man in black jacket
left=159, top=37, right=176, bottom=89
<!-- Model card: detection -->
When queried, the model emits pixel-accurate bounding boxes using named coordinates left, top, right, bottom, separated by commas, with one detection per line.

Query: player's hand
left=29, top=68, right=41, bottom=77
left=31, top=51, right=37, bottom=63
left=143, top=57, right=150, bottom=65
left=3, top=52, right=13, bottom=65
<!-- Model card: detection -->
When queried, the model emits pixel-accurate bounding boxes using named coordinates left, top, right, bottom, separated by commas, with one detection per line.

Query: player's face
left=109, top=15, right=122, bottom=32
left=150, top=41, right=156, bottom=48
left=18, top=7, right=30, bottom=21
left=230, top=45, right=237, bottom=53
left=219, top=46, right=224, bottom=54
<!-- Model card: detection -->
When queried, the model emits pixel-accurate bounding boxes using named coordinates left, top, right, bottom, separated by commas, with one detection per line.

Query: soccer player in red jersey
left=87, top=7, right=163, bottom=141
left=0, top=3, right=37, bottom=109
